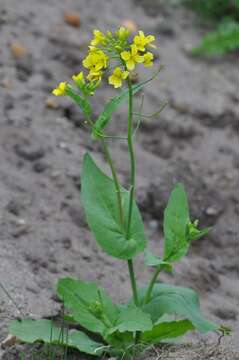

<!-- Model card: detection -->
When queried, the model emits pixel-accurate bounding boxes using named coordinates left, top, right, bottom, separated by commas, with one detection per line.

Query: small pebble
left=205, top=206, right=219, bottom=217
left=64, top=11, right=81, bottom=27
left=10, top=42, right=28, bottom=59
left=45, top=97, right=58, bottom=109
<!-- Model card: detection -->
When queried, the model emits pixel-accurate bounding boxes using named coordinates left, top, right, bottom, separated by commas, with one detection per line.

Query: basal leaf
left=142, top=319, right=194, bottom=343
left=163, top=183, right=190, bottom=262
left=67, top=87, right=92, bottom=118
left=10, top=319, right=103, bottom=356
left=92, top=67, right=162, bottom=137
left=81, top=153, right=147, bottom=259
left=144, top=250, right=173, bottom=272
left=57, top=278, right=119, bottom=336
left=142, top=283, right=218, bottom=333
left=108, top=305, right=153, bottom=334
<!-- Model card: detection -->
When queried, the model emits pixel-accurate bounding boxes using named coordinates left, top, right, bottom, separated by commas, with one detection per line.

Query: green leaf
left=10, top=319, right=103, bottom=356
left=108, top=305, right=153, bottom=334
left=142, top=319, right=194, bottom=343
left=81, top=153, right=147, bottom=259
left=163, top=183, right=190, bottom=262
left=144, top=250, right=173, bottom=272
left=142, top=283, right=218, bottom=333
left=192, top=21, right=239, bottom=56
left=92, top=67, right=162, bottom=137
left=57, top=278, right=119, bottom=336
left=67, top=87, right=92, bottom=118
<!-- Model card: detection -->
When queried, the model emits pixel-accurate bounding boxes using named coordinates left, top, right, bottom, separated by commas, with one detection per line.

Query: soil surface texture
left=0, top=0, right=239, bottom=359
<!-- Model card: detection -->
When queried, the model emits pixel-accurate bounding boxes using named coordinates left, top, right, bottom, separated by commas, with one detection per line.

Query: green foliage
left=10, top=182, right=218, bottom=358
left=66, top=87, right=92, bottom=118
left=144, top=249, right=173, bottom=272
left=163, top=184, right=210, bottom=262
left=142, top=284, right=218, bottom=333
left=163, top=183, right=190, bottom=262
left=192, top=21, right=239, bottom=55
left=81, top=153, right=147, bottom=259
left=179, top=0, right=239, bottom=55
left=10, top=319, right=103, bottom=356
left=108, top=305, right=153, bottom=334
left=184, top=0, right=239, bottom=21
left=142, top=319, right=194, bottom=343
left=57, top=278, right=119, bottom=336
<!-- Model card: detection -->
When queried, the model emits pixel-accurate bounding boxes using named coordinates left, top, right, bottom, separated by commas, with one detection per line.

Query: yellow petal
left=126, top=59, right=135, bottom=71
left=52, top=89, right=61, bottom=96
left=121, top=51, right=131, bottom=61
left=135, top=54, right=144, bottom=63
left=122, top=71, right=129, bottom=79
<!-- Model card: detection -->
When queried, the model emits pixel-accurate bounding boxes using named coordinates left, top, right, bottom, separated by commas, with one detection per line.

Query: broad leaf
left=142, top=319, right=194, bottom=343
left=57, top=278, right=119, bottom=336
left=10, top=319, right=103, bottom=356
left=92, top=67, right=162, bottom=137
left=163, top=183, right=190, bottom=262
left=67, top=87, right=92, bottom=118
left=142, top=283, right=218, bottom=333
left=144, top=250, right=173, bottom=272
left=81, top=153, right=147, bottom=259
left=108, top=305, right=153, bottom=334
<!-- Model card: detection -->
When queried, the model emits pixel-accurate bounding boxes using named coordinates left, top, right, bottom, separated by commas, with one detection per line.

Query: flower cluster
left=52, top=27, right=157, bottom=96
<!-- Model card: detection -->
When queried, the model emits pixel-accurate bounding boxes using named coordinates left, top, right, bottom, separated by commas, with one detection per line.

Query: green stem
left=126, top=77, right=139, bottom=307
left=101, top=137, right=124, bottom=229
left=126, top=78, right=136, bottom=240
left=143, top=266, right=162, bottom=305
left=128, top=259, right=138, bottom=306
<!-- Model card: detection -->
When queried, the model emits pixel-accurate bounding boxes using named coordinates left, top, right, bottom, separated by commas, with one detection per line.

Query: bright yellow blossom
left=108, top=67, right=129, bottom=88
left=83, top=48, right=109, bottom=72
left=72, top=71, right=85, bottom=85
left=143, top=52, right=154, bottom=67
left=121, top=45, right=144, bottom=71
left=87, top=70, right=103, bottom=82
left=133, top=31, right=156, bottom=51
left=90, top=30, right=105, bottom=46
left=52, top=82, right=67, bottom=96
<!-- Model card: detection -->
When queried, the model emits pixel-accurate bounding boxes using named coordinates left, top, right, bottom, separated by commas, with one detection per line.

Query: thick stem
left=143, top=266, right=162, bottom=305
left=128, top=259, right=139, bottom=306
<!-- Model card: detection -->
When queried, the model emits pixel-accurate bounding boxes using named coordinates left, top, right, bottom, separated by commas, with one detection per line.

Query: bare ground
left=0, top=0, right=239, bottom=358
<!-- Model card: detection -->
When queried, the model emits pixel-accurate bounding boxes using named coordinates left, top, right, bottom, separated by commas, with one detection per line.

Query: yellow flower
left=116, top=26, right=130, bottom=40
left=87, top=70, right=103, bottom=82
left=108, top=67, right=129, bottom=88
left=90, top=29, right=105, bottom=46
left=83, top=48, right=109, bottom=72
left=133, top=30, right=156, bottom=51
left=121, top=45, right=144, bottom=71
left=52, top=82, right=67, bottom=96
left=72, top=71, right=85, bottom=85
left=143, top=52, right=154, bottom=67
